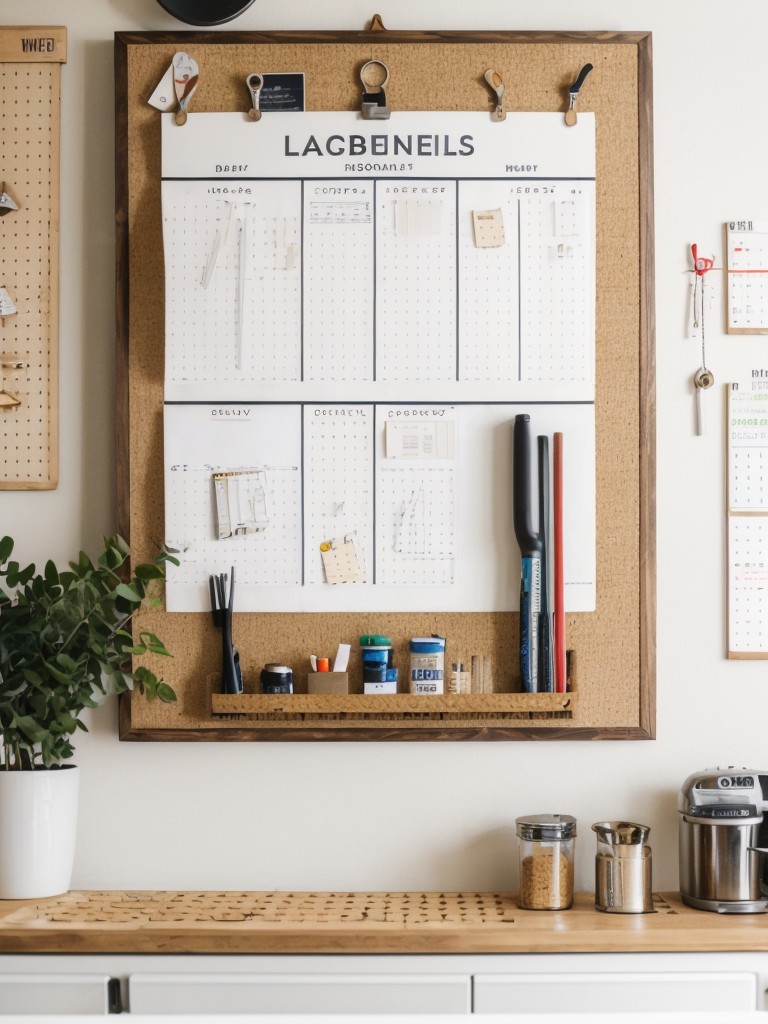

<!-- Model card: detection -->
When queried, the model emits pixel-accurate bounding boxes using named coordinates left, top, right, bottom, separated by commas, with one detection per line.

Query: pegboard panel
left=115, top=27, right=655, bottom=741
left=0, top=27, right=66, bottom=489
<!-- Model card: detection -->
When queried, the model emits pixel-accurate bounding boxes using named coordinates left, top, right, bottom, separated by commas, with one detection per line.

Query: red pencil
left=553, top=432, right=566, bottom=693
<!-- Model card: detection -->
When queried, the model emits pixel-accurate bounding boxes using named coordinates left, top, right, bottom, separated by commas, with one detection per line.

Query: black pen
left=513, top=415, right=542, bottom=693
left=209, top=567, right=243, bottom=695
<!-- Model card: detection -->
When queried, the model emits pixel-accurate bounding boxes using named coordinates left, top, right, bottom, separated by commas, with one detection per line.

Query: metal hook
left=246, top=73, right=263, bottom=121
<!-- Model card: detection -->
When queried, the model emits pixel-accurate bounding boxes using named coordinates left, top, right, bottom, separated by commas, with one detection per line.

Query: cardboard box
left=307, top=671, right=349, bottom=694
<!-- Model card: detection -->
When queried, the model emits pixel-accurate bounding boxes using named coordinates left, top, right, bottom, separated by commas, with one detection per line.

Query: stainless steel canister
left=592, top=821, right=653, bottom=914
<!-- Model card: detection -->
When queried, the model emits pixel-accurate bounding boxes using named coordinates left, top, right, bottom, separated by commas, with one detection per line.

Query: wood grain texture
left=0, top=26, right=66, bottom=63
left=0, top=891, right=762, bottom=955
left=115, top=28, right=655, bottom=742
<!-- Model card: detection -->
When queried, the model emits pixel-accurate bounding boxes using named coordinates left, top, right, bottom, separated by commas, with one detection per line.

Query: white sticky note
left=385, top=420, right=456, bottom=459
left=472, top=208, right=505, bottom=247
left=321, top=536, right=363, bottom=584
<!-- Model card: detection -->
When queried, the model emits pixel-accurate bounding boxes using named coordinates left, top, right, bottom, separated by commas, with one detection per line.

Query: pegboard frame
left=115, top=25, right=655, bottom=742
left=0, top=26, right=66, bottom=490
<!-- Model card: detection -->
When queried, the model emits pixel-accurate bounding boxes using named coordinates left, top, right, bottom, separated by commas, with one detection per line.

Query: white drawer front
left=0, top=973, right=111, bottom=1014
left=473, top=971, right=758, bottom=1014
left=128, top=972, right=471, bottom=1014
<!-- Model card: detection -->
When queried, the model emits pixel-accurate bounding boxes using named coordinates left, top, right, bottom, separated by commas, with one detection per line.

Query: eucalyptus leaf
left=156, top=682, right=177, bottom=703
left=0, top=536, right=14, bottom=564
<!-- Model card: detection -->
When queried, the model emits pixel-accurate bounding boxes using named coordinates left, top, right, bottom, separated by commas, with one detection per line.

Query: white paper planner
left=727, top=379, right=768, bottom=656
left=160, top=111, right=597, bottom=613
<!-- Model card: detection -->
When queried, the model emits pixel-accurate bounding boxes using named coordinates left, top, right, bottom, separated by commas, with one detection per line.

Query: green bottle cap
left=359, top=634, right=392, bottom=647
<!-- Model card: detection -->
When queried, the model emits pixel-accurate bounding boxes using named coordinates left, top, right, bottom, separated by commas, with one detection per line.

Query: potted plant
left=0, top=534, right=177, bottom=899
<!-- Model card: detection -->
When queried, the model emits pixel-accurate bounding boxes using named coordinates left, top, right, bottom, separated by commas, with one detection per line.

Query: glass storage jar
left=515, top=813, right=577, bottom=910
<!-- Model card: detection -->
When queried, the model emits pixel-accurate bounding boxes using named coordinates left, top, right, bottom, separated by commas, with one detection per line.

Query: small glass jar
left=515, top=813, right=576, bottom=910
left=260, top=664, right=293, bottom=694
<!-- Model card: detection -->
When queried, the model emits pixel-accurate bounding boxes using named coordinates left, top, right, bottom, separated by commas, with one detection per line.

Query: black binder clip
left=360, top=59, right=390, bottom=120
left=246, top=73, right=263, bottom=121
left=565, top=63, right=593, bottom=126
left=209, top=568, right=244, bottom=695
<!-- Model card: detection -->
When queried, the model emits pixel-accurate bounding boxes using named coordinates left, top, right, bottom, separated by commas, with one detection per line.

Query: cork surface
left=116, top=31, right=654, bottom=739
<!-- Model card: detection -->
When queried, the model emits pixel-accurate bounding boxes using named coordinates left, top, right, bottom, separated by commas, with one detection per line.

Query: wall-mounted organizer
left=0, top=27, right=66, bottom=489
left=115, top=23, right=655, bottom=741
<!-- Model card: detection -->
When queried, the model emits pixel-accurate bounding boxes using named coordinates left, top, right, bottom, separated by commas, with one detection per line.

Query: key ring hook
left=360, top=60, right=391, bottom=120
left=360, top=59, right=389, bottom=92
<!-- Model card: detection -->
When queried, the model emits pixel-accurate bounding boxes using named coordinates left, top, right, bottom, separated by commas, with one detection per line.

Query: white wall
left=2, top=0, right=767, bottom=896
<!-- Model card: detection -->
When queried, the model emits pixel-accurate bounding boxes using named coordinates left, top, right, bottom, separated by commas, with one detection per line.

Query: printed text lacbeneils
left=284, top=134, right=476, bottom=157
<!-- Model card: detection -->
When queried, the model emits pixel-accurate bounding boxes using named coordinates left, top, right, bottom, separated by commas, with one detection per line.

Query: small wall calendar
left=161, top=111, right=597, bottom=614
left=727, top=379, right=768, bottom=656
left=726, top=220, right=768, bottom=334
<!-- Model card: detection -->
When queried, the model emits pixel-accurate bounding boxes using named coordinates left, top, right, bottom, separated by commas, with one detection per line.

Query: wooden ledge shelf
left=211, top=692, right=575, bottom=727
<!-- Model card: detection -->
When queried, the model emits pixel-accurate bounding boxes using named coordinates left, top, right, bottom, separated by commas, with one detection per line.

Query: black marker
left=513, top=415, right=542, bottom=692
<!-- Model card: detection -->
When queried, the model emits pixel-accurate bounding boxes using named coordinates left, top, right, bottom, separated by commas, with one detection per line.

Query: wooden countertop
left=1, top=891, right=768, bottom=955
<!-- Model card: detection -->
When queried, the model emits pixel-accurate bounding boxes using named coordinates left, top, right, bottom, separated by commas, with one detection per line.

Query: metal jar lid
left=516, top=813, right=577, bottom=841
left=261, top=664, right=293, bottom=683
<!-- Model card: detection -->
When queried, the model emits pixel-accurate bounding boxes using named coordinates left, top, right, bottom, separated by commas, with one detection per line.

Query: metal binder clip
left=0, top=183, right=18, bottom=217
left=483, top=69, right=506, bottom=121
left=565, top=63, right=593, bottom=126
left=246, top=73, right=263, bottom=121
left=173, top=51, right=199, bottom=125
left=360, top=60, right=390, bottom=120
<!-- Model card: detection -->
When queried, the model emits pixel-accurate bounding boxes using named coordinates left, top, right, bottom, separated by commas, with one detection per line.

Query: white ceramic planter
left=0, top=765, right=79, bottom=899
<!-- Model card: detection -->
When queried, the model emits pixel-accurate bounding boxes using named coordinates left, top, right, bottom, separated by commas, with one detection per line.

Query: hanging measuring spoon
left=694, top=365, right=714, bottom=437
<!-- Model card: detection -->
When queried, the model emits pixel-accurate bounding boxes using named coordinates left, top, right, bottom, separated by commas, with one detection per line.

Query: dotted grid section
left=8, top=891, right=518, bottom=926
left=303, top=407, right=373, bottom=584
left=729, top=517, right=768, bottom=652
left=0, top=64, right=57, bottom=485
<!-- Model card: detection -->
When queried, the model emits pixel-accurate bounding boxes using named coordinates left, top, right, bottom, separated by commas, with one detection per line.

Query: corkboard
left=0, top=27, right=67, bottom=489
left=115, top=25, right=655, bottom=741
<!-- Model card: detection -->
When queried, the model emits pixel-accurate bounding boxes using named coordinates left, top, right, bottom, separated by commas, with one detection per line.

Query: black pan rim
left=155, top=0, right=257, bottom=27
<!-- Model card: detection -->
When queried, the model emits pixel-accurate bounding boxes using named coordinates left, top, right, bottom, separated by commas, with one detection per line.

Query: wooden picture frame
left=115, top=24, right=655, bottom=741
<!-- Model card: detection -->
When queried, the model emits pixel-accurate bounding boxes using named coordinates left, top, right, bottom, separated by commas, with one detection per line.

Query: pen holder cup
left=307, top=672, right=349, bottom=695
